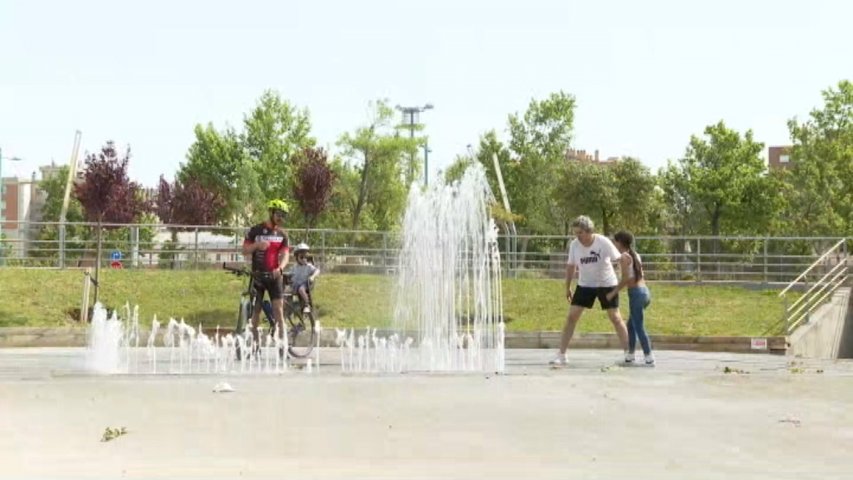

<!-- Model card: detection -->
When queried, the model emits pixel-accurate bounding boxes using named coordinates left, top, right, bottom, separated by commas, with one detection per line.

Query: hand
left=255, top=241, right=270, bottom=251
left=566, top=289, right=573, bottom=303
left=605, top=290, right=616, bottom=301
left=272, top=268, right=283, bottom=279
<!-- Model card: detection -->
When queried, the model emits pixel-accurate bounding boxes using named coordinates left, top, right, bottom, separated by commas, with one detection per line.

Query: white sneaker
left=644, top=353, right=656, bottom=366
left=548, top=353, right=568, bottom=366
left=302, top=306, right=311, bottom=314
left=624, top=352, right=635, bottom=363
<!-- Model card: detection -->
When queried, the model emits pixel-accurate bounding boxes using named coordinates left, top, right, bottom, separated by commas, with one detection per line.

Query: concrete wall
left=788, top=287, right=850, bottom=359
left=838, top=288, right=853, bottom=358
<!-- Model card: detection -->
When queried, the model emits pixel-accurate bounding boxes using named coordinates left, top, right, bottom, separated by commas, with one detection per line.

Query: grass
left=0, top=269, right=789, bottom=336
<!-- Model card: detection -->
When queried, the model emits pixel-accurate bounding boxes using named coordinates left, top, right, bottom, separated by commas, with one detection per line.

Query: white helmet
left=294, top=242, right=310, bottom=254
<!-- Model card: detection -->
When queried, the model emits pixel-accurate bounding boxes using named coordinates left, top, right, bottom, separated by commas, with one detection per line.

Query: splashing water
left=392, top=164, right=505, bottom=373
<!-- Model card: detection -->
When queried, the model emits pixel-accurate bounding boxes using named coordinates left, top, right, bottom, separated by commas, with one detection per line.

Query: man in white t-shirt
left=550, top=215, right=630, bottom=365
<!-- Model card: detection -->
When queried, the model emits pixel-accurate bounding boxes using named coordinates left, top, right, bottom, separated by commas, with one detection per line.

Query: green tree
left=243, top=90, right=315, bottom=202
left=336, top=99, right=419, bottom=230
left=178, top=123, right=246, bottom=224
left=34, top=166, right=87, bottom=261
left=785, top=80, right=853, bottom=235
left=505, top=91, right=576, bottom=235
left=660, top=121, right=776, bottom=236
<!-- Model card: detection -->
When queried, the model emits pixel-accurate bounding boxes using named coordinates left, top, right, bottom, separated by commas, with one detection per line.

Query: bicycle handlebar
left=221, top=262, right=293, bottom=280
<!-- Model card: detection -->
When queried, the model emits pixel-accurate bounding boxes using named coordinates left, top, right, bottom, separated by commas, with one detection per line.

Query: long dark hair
left=614, top=231, right=643, bottom=280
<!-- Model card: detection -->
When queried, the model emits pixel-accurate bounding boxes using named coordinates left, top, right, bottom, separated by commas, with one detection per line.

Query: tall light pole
left=0, top=148, right=24, bottom=265
left=395, top=103, right=433, bottom=186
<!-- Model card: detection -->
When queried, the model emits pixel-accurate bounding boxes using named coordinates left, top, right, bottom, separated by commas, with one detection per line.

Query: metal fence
left=0, top=220, right=850, bottom=284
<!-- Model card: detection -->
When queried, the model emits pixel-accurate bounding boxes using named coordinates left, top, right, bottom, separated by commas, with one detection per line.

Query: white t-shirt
left=567, top=234, right=621, bottom=287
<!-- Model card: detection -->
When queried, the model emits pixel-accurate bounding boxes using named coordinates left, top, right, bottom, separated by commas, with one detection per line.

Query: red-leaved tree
left=292, top=146, right=335, bottom=231
left=74, top=141, right=149, bottom=303
left=156, top=175, right=226, bottom=227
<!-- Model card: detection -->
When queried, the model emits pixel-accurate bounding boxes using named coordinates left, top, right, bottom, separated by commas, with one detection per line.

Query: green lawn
left=0, top=269, right=788, bottom=336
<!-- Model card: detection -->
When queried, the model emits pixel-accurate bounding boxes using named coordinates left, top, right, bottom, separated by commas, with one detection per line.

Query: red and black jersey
left=243, top=222, right=289, bottom=272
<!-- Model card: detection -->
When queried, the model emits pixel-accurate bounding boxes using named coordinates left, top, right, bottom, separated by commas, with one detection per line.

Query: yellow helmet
left=266, top=199, right=290, bottom=213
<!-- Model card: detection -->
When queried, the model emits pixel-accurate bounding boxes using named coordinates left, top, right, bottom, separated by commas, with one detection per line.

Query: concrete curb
left=0, top=327, right=788, bottom=354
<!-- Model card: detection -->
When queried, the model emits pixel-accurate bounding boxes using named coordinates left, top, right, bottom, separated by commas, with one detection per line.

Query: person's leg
left=297, top=283, right=311, bottom=312
left=270, top=277, right=287, bottom=351
left=559, top=305, right=586, bottom=354
left=627, top=316, right=637, bottom=354
left=250, top=281, right=267, bottom=349
left=629, top=288, right=652, bottom=356
left=600, top=288, right=629, bottom=352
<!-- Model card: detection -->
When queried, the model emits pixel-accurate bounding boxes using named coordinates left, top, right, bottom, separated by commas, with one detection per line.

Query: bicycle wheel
left=285, top=305, right=316, bottom=358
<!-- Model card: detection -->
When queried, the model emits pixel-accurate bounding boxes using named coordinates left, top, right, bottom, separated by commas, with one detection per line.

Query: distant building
left=768, top=146, right=794, bottom=170
left=565, top=148, right=621, bottom=165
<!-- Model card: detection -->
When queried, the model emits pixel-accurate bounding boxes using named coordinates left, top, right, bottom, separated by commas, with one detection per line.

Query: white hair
left=571, top=215, right=595, bottom=233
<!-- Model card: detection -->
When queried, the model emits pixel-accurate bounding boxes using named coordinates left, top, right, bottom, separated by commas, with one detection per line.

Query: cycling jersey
left=243, top=222, right=290, bottom=272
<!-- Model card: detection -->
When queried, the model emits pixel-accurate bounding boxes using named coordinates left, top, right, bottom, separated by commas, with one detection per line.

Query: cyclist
left=289, top=242, right=320, bottom=313
left=242, top=199, right=291, bottom=351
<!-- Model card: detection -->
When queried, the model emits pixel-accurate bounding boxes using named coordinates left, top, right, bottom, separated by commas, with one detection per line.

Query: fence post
left=382, top=232, right=388, bottom=271
left=696, top=239, right=702, bottom=283
left=763, top=237, right=769, bottom=285
left=130, top=226, right=140, bottom=269
left=321, top=230, right=326, bottom=267
left=59, top=224, right=66, bottom=269
left=194, top=228, right=199, bottom=269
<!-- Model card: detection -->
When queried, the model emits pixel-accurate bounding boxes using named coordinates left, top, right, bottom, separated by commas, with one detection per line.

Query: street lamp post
left=0, top=148, right=24, bottom=265
left=395, top=103, right=434, bottom=186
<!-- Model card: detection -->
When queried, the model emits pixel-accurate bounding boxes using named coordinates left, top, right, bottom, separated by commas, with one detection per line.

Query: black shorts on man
left=571, top=286, right=619, bottom=310
left=253, top=273, right=285, bottom=300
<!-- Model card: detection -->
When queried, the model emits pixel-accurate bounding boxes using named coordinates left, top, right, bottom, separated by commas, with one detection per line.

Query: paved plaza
left=1, top=348, right=852, bottom=479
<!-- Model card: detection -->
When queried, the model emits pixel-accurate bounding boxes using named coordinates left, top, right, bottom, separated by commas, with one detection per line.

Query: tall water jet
left=393, top=164, right=505, bottom=372
left=86, top=303, right=125, bottom=374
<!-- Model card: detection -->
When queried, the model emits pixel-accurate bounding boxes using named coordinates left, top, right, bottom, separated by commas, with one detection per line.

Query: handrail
left=778, top=239, right=846, bottom=297
left=785, top=260, right=848, bottom=313
left=779, top=239, right=849, bottom=334
left=787, top=270, right=848, bottom=332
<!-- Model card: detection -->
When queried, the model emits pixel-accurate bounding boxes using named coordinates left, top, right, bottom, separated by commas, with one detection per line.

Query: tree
left=74, top=141, right=149, bottom=303
left=157, top=175, right=226, bottom=227
left=336, top=99, right=419, bottom=230
left=555, top=160, right=618, bottom=234
left=785, top=80, right=853, bottom=235
left=34, top=166, right=87, bottom=262
left=178, top=123, right=246, bottom=224
left=660, top=121, right=775, bottom=237
left=292, top=146, right=336, bottom=231
left=505, top=91, right=577, bottom=236
left=243, top=90, right=315, bottom=202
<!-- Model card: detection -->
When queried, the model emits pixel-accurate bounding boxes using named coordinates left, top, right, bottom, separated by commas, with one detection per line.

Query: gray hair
left=571, top=215, right=595, bottom=233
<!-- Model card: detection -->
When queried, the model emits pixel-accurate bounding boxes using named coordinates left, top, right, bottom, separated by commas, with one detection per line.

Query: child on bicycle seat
left=289, top=243, right=320, bottom=313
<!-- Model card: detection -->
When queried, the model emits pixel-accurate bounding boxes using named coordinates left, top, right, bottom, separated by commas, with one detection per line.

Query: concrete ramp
left=788, top=287, right=851, bottom=359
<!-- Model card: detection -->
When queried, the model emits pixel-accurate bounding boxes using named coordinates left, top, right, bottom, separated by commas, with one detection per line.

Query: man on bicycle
left=242, top=199, right=291, bottom=353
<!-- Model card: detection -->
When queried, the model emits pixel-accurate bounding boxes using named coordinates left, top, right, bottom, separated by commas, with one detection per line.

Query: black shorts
left=253, top=273, right=285, bottom=300
left=571, top=286, right=619, bottom=310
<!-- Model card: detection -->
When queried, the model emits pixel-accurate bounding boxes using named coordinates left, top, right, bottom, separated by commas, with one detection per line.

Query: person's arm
left=565, top=263, right=576, bottom=302
left=607, top=253, right=632, bottom=299
left=566, top=241, right=577, bottom=302
left=276, top=232, right=290, bottom=275
left=309, top=265, right=320, bottom=283
left=242, top=227, right=258, bottom=257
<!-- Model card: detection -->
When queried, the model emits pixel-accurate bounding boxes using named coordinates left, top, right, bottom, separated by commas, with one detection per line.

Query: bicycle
left=222, top=263, right=317, bottom=359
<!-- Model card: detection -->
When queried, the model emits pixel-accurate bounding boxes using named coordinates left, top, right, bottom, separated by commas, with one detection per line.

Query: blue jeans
left=627, top=287, right=652, bottom=355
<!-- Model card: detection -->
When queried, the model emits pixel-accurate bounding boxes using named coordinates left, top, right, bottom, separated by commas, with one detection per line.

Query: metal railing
left=778, top=239, right=850, bottom=334
left=0, top=220, right=849, bottom=284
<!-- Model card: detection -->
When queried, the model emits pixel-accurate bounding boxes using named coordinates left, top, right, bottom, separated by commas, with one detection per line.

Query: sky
left=1, top=0, right=850, bottom=187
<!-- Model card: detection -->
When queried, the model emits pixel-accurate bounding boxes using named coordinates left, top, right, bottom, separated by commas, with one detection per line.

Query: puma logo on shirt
left=580, top=250, right=601, bottom=265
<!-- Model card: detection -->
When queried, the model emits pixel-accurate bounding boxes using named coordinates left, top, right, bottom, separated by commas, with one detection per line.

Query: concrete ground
left=1, top=348, right=853, bottom=479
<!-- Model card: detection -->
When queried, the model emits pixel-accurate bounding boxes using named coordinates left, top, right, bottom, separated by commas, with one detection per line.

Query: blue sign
left=110, top=250, right=122, bottom=261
